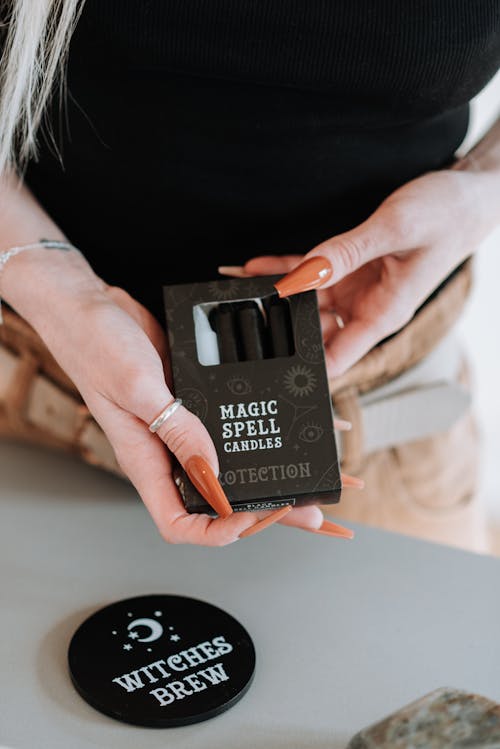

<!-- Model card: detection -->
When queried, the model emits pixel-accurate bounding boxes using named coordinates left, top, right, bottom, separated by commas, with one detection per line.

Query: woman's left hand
left=223, top=167, right=500, bottom=378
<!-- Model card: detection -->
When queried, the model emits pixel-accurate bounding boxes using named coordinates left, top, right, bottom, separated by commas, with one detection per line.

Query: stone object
left=347, top=686, right=500, bottom=748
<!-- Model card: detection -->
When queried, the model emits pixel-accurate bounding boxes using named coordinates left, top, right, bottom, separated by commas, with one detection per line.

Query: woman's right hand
left=2, top=246, right=331, bottom=545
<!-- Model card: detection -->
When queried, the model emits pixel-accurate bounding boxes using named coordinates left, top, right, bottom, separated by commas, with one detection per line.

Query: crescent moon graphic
left=127, top=618, right=164, bottom=643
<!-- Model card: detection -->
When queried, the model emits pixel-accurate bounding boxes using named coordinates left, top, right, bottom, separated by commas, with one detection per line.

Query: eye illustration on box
left=298, top=423, right=324, bottom=443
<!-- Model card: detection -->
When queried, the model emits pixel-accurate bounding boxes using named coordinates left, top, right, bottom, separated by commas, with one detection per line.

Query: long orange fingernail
left=185, top=456, right=233, bottom=519
left=239, top=505, right=292, bottom=538
left=341, top=472, right=365, bottom=489
left=274, top=256, right=333, bottom=298
left=311, top=519, right=354, bottom=539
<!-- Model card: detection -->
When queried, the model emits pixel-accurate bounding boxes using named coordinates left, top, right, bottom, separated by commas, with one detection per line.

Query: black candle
left=267, top=296, right=294, bottom=357
left=211, top=303, right=241, bottom=363
left=236, top=301, right=267, bottom=361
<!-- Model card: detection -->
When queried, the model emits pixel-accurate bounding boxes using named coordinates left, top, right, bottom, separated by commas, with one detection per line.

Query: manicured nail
left=341, top=472, right=365, bottom=489
left=274, top=256, right=333, bottom=298
left=239, top=505, right=292, bottom=538
left=185, top=456, right=233, bottom=518
left=310, top=519, right=354, bottom=539
left=218, top=265, right=249, bottom=278
left=334, top=418, right=352, bottom=431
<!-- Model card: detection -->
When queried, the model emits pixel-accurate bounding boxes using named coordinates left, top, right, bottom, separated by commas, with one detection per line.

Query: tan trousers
left=323, top=405, right=487, bottom=554
left=0, top=260, right=488, bottom=553
left=324, top=258, right=490, bottom=555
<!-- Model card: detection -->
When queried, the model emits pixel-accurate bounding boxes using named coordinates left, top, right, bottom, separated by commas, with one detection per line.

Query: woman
left=0, top=1, right=499, bottom=547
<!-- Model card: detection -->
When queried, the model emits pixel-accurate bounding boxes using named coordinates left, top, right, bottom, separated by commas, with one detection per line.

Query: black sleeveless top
left=25, top=1, right=500, bottom=323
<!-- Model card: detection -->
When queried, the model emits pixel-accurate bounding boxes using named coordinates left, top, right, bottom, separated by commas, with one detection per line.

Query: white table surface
left=1, top=439, right=499, bottom=749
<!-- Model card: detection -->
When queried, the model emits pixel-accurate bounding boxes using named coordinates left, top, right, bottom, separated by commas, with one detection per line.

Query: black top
left=24, top=1, right=500, bottom=323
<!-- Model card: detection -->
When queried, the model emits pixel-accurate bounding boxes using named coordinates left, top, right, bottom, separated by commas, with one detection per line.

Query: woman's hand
left=2, top=247, right=340, bottom=545
left=223, top=167, right=500, bottom=378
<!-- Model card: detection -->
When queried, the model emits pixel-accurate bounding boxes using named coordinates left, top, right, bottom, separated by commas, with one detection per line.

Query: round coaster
left=68, top=594, right=256, bottom=727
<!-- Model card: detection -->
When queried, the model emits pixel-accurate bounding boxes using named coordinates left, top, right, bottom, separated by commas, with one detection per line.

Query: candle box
left=162, top=275, right=341, bottom=514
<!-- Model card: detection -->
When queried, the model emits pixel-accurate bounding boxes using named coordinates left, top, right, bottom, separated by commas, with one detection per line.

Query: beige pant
left=324, top=258, right=490, bottom=555
left=323, top=405, right=488, bottom=554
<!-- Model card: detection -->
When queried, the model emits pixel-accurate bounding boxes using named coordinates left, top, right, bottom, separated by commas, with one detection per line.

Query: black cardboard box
left=163, top=275, right=341, bottom=514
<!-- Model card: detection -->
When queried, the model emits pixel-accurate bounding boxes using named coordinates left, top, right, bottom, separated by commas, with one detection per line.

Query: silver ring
left=148, top=398, right=182, bottom=433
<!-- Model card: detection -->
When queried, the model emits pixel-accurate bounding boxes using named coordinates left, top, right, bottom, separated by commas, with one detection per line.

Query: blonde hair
left=0, top=0, right=84, bottom=176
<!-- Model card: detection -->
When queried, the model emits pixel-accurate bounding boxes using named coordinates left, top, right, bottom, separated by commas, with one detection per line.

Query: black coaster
left=68, top=594, right=256, bottom=727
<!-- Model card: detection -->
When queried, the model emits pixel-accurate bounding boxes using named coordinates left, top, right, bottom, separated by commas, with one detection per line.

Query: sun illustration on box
left=111, top=610, right=180, bottom=653
left=283, top=364, right=317, bottom=397
left=207, top=280, right=240, bottom=300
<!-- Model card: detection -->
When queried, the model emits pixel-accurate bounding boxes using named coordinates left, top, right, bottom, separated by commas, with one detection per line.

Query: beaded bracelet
left=0, top=238, right=82, bottom=324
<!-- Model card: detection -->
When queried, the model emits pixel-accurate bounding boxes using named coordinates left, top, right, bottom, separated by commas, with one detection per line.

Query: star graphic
left=128, top=631, right=139, bottom=640
left=169, top=626, right=174, bottom=630
left=111, top=631, right=117, bottom=635
left=123, top=644, right=132, bottom=651
left=170, top=634, right=180, bottom=642
left=154, top=611, right=162, bottom=617
left=127, top=612, right=133, bottom=617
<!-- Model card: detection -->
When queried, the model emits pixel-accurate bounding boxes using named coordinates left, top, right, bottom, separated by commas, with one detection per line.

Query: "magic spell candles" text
left=219, top=400, right=282, bottom=452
